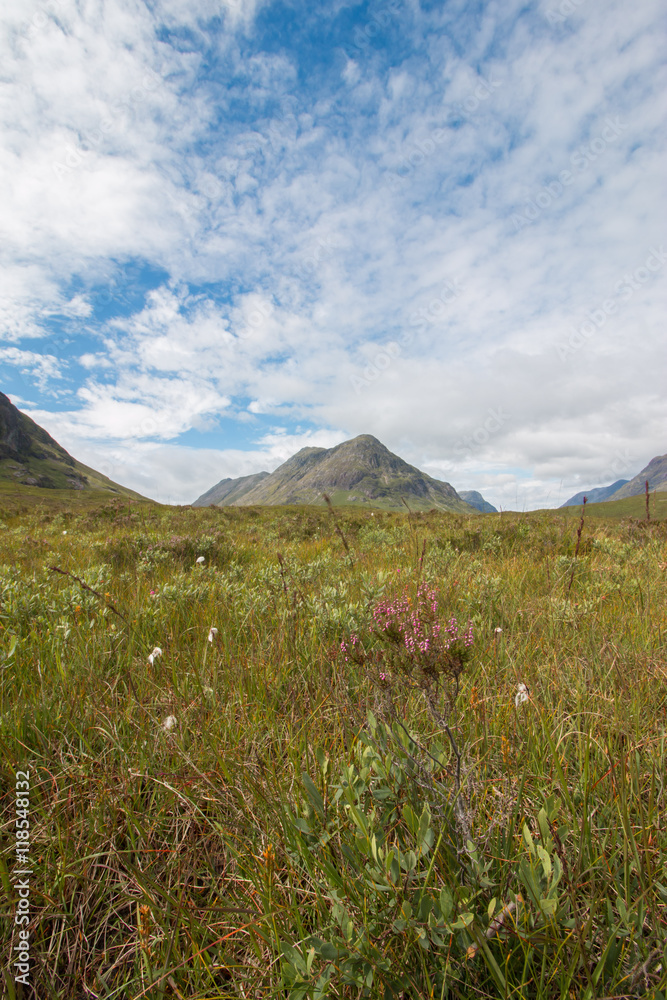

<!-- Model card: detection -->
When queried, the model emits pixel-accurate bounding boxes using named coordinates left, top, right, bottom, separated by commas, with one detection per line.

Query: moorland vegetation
left=0, top=496, right=665, bottom=998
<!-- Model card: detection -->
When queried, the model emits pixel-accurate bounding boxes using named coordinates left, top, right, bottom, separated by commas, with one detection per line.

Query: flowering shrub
left=340, top=583, right=473, bottom=712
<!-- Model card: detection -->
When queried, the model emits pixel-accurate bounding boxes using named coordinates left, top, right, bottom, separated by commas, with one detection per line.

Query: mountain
left=458, top=490, right=497, bottom=513
left=560, top=479, right=629, bottom=508
left=606, top=453, right=667, bottom=500
left=195, top=434, right=476, bottom=513
left=0, top=392, right=144, bottom=498
left=193, top=471, right=269, bottom=507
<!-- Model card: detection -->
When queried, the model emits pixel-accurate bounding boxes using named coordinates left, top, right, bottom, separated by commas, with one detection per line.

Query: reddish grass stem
left=567, top=496, right=587, bottom=594
left=322, top=493, right=354, bottom=567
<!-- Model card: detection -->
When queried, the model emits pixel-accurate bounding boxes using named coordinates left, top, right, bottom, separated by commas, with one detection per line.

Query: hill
left=560, top=479, right=629, bottom=507
left=0, top=392, right=145, bottom=499
left=607, top=452, right=667, bottom=500
left=555, top=490, right=667, bottom=520
left=195, top=434, right=476, bottom=513
left=193, top=471, right=269, bottom=507
left=458, top=489, right=497, bottom=513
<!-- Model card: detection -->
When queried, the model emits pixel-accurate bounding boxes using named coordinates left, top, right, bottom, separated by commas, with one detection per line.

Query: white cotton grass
left=515, top=683, right=529, bottom=707
left=147, top=647, right=163, bottom=665
left=494, top=627, right=503, bottom=635
left=162, top=715, right=177, bottom=732
left=196, top=555, right=205, bottom=564
left=208, top=627, right=218, bottom=643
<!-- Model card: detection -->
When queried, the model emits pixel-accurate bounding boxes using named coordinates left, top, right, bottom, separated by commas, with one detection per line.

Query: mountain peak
left=194, top=433, right=477, bottom=512
left=345, top=433, right=385, bottom=446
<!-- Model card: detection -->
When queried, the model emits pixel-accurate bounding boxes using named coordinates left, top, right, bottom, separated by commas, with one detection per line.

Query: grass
left=553, top=490, right=667, bottom=521
left=0, top=498, right=665, bottom=998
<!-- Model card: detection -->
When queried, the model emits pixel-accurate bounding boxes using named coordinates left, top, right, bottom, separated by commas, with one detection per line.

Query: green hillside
left=553, top=489, right=667, bottom=521
left=0, top=392, right=146, bottom=502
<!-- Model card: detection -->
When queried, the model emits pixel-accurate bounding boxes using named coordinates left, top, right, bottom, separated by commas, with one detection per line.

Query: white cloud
left=18, top=414, right=345, bottom=503
left=1, top=0, right=665, bottom=508
left=0, top=347, right=63, bottom=390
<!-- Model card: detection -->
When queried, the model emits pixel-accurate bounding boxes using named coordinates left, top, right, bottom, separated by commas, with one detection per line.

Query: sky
left=1, top=0, right=665, bottom=509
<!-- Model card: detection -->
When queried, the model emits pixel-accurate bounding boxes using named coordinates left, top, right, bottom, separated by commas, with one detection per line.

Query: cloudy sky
left=1, top=0, right=665, bottom=508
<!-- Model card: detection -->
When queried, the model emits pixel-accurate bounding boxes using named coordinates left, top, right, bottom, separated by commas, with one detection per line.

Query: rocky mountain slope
left=195, top=434, right=477, bottom=512
left=560, top=479, right=629, bottom=508
left=192, top=471, right=269, bottom=507
left=560, top=452, right=667, bottom=508
left=607, top=453, right=667, bottom=499
left=458, top=490, right=497, bottom=513
left=0, top=392, right=144, bottom=498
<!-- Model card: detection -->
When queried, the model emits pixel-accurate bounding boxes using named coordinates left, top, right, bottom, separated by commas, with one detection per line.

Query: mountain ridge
left=560, top=479, right=629, bottom=508
left=192, top=471, right=270, bottom=507
left=560, top=452, right=667, bottom=508
left=194, top=434, right=477, bottom=512
left=607, top=453, right=667, bottom=499
left=459, top=490, right=498, bottom=513
left=0, top=393, right=145, bottom=499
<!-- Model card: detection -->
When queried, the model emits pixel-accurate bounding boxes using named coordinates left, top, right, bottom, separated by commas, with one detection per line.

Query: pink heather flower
left=149, top=590, right=156, bottom=596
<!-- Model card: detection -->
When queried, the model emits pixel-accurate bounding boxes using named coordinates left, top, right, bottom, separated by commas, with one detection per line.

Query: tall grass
left=0, top=501, right=665, bottom=998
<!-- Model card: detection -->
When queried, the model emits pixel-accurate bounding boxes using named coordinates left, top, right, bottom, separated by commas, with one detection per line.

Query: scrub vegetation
left=0, top=497, right=665, bottom=998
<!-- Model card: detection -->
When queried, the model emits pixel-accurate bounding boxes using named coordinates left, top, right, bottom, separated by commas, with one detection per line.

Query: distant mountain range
left=194, top=434, right=481, bottom=513
left=458, top=490, right=498, bottom=513
left=13, top=392, right=661, bottom=515
left=0, top=392, right=143, bottom=498
left=560, top=479, right=629, bottom=507
left=560, top=453, right=667, bottom=507
left=193, top=471, right=270, bottom=507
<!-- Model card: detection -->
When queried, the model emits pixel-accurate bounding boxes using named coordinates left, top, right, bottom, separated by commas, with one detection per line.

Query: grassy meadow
left=0, top=497, right=666, bottom=999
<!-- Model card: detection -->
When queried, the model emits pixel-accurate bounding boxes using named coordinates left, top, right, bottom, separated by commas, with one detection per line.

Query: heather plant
left=341, top=583, right=474, bottom=728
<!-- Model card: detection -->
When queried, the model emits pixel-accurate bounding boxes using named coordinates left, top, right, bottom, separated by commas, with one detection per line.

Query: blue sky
left=1, top=0, right=665, bottom=506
